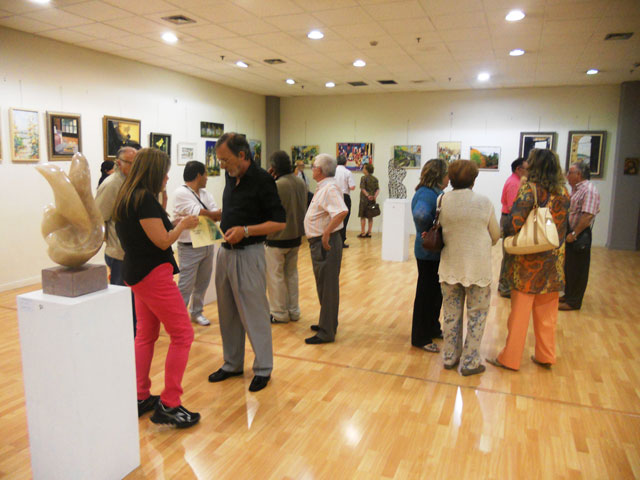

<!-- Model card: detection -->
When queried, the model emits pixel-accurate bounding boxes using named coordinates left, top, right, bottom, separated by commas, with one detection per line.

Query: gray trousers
left=309, top=231, right=343, bottom=341
left=215, top=243, right=273, bottom=376
left=440, top=282, right=491, bottom=370
left=265, top=245, right=301, bottom=322
left=177, top=243, right=214, bottom=317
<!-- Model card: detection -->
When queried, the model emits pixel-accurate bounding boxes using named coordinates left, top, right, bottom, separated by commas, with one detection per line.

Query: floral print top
left=504, top=182, right=570, bottom=294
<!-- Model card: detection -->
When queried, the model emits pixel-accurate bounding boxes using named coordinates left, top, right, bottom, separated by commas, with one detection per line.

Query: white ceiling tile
left=362, top=1, right=427, bottom=21
left=379, top=17, right=435, bottom=33
left=220, top=19, right=279, bottom=35
left=308, top=38, right=357, bottom=53
left=265, top=13, right=325, bottom=31
left=192, top=1, right=253, bottom=23
left=177, top=24, right=238, bottom=41
left=393, top=31, right=442, bottom=47
left=0, top=15, right=57, bottom=32
left=175, top=40, right=220, bottom=54
left=335, top=22, right=387, bottom=39
left=542, top=18, right=600, bottom=36
left=293, top=0, right=358, bottom=11
left=604, top=0, right=640, bottom=17
left=438, top=27, right=489, bottom=42
left=70, top=22, right=129, bottom=39
left=417, top=0, right=483, bottom=16
left=231, top=0, right=305, bottom=17
left=39, top=27, right=95, bottom=43
left=0, top=9, right=11, bottom=17
left=594, top=15, right=640, bottom=34
left=211, top=36, right=262, bottom=50
left=101, top=0, right=176, bottom=15
left=312, top=6, right=373, bottom=26
left=232, top=46, right=285, bottom=62
left=109, top=34, right=164, bottom=48
left=76, top=38, right=130, bottom=53
left=62, top=1, right=131, bottom=21
left=25, top=8, right=94, bottom=27
left=104, top=16, right=166, bottom=34
left=545, top=1, right=609, bottom=20
left=0, top=0, right=47, bottom=14
left=431, top=11, right=488, bottom=30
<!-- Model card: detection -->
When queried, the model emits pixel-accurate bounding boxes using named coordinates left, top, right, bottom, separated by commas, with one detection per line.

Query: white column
left=381, top=199, right=411, bottom=262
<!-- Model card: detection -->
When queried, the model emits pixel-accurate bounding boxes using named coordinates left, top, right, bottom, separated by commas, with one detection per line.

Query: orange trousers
left=497, top=290, right=559, bottom=370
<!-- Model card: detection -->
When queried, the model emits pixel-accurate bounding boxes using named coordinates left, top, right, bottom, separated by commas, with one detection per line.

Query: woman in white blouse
left=438, top=160, right=500, bottom=376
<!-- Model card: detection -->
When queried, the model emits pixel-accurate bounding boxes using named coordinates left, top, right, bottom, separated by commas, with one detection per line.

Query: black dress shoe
left=208, top=368, right=243, bottom=383
left=310, top=325, right=320, bottom=331
left=248, top=375, right=270, bottom=392
left=305, top=335, right=333, bottom=344
left=343, top=244, right=349, bottom=248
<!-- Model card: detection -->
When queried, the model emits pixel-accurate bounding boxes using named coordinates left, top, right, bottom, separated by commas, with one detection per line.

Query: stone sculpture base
left=42, top=264, right=108, bottom=297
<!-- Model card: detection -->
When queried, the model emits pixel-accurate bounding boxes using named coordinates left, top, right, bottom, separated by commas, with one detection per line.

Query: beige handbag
left=503, top=183, right=559, bottom=255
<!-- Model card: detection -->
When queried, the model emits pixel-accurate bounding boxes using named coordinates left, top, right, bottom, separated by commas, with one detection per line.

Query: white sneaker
left=191, top=314, right=210, bottom=326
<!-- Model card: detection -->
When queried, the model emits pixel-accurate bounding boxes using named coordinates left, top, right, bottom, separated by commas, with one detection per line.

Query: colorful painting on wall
left=10, top=108, right=40, bottom=162
left=200, top=122, right=224, bottom=138
left=470, top=146, right=500, bottom=170
left=102, top=116, right=141, bottom=160
left=623, top=158, right=638, bottom=175
left=177, top=142, right=196, bottom=166
left=249, top=139, right=262, bottom=166
left=336, top=142, right=373, bottom=171
left=393, top=145, right=421, bottom=168
left=46, top=111, right=81, bottom=161
left=437, top=141, right=461, bottom=162
left=519, top=132, right=556, bottom=160
left=150, top=133, right=171, bottom=158
left=566, top=131, right=606, bottom=178
left=205, top=140, right=220, bottom=176
left=291, top=145, right=319, bottom=166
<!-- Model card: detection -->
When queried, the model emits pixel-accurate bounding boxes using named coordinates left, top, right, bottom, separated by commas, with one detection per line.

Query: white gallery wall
left=0, top=27, right=265, bottom=291
left=281, top=85, right=619, bottom=246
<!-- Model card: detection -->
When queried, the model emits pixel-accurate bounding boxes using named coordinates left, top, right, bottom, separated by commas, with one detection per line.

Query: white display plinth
left=381, top=199, right=411, bottom=262
left=204, top=244, right=219, bottom=305
left=17, top=286, right=140, bottom=480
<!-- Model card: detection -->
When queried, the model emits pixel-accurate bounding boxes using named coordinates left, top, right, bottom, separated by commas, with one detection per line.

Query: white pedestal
left=17, top=286, right=140, bottom=480
left=204, top=244, right=219, bottom=305
left=381, top=199, right=411, bottom=262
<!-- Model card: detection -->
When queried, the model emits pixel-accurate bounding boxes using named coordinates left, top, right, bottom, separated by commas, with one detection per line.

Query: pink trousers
left=130, top=263, right=194, bottom=408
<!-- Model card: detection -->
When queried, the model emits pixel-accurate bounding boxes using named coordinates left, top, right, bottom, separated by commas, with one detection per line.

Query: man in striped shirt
left=560, top=160, right=600, bottom=311
left=303, top=154, right=348, bottom=344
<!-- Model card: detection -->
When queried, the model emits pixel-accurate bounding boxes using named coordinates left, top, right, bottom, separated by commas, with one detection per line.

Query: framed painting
left=150, top=132, right=171, bottom=157
left=10, top=108, right=40, bottom=162
left=519, top=132, right=556, bottom=160
left=437, top=141, right=461, bottom=162
left=624, top=158, right=638, bottom=175
left=249, top=139, right=262, bottom=166
left=46, top=111, right=81, bottom=161
left=200, top=121, right=224, bottom=138
left=470, top=146, right=500, bottom=170
left=336, top=142, right=373, bottom=171
left=177, top=142, right=196, bottom=166
left=393, top=145, right=421, bottom=168
left=205, top=140, right=220, bottom=176
left=291, top=145, right=319, bottom=166
left=103, top=116, right=141, bottom=161
left=566, top=131, right=607, bottom=178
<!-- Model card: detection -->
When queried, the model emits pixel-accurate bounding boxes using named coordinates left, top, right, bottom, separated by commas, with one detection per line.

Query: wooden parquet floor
left=1, top=235, right=639, bottom=479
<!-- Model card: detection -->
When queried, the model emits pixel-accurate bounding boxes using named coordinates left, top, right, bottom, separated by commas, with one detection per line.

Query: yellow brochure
left=190, top=216, right=224, bottom=247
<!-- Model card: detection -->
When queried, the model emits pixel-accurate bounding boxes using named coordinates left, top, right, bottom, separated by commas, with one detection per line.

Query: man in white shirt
left=173, top=161, right=221, bottom=326
left=334, top=155, right=355, bottom=248
left=303, top=154, right=348, bottom=344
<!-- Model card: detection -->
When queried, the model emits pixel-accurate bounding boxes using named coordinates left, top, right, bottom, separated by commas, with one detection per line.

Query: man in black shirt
left=208, top=133, right=286, bottom=392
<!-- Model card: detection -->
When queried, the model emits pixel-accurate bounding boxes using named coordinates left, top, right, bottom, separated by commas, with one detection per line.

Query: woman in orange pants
left=488, top=149, right=570, bottom=370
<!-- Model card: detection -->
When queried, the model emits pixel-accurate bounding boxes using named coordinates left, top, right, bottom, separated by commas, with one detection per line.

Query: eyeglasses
left=119, top=158, right=133, bottom=165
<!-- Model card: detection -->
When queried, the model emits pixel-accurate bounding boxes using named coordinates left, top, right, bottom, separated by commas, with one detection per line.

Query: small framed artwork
left=437, top=141, right=461, bottom=162
left=566, top=131, right=607, bottom=178
left=336, top=142, right=374, bottom=171
left=470, top=146, right=500, bottom=170
left=150, top=132, right=171, bottom=157
left=177, top=142, right=196, bottom=166
left=46, top=111, right=81, bottom=161
left=393, top=145, right=421, bottom=168
left=291, top=145, right=319, bottom=166
left=205, top=140, right=219, bottom=176
left=519, top=132, right=556, bottom=160
left=103, top=116, right=141, bottom=161
left=200, top=122, right=224, bottom=138
left=624, top=158, right=638, bottom=175
left=10, top=108, right=40, bottom=162
left=249, top=139, right=262, bottom=166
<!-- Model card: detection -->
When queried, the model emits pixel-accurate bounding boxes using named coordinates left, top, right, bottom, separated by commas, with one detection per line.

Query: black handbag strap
left=184, top=185, right=208, bottom=210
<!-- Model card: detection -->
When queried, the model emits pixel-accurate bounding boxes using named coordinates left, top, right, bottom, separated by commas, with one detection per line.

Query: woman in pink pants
left=114, top=147, right=200, bottom=428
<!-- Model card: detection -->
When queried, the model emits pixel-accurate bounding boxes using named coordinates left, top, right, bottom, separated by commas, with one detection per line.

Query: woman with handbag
left=357, top=163, right=380, bottom=238
left=488, top=149, right=570, bottom=371
left=411, top=159, right=449, bottom=353
left=439, top=160, right=500, bottom=375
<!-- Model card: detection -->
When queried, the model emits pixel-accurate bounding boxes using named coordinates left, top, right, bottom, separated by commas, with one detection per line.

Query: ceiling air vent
left=378, top=80, right=397, bottom=85
left=162, top=15, right=196, bottom=25
left=264, top=59, right=286, bottom=65
left=348, top=81, right=368, bottom=86
left=411, top=79, right=431, bottom=84
left=604, top=32, right=634, bottom=41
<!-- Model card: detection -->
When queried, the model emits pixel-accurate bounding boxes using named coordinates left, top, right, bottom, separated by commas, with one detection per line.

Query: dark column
left=265, top=96, right=280, bottom=165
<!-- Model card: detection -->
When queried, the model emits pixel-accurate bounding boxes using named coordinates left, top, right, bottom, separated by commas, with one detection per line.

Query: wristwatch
left=243, top=226, right=250, bottom=238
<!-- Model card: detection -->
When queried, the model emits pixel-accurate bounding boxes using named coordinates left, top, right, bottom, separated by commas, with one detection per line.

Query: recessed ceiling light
left=505, top=10, right=525, bottom=21
left=353, top=59, right=366, bottom=67
left=477, top=72, right=491, bottom=81
left=308, top=30, right=324, bottom=40
left=161, top=32, right=178, bottom=44
left=586, top=68, right=599, bottom=75
left=286, top=78, right=295, bottom=85
left=325, top=82, right=335, bottom=88
left=236, top=61, right=248, bottom=68
left=509, top=49, right=525, bottom=56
